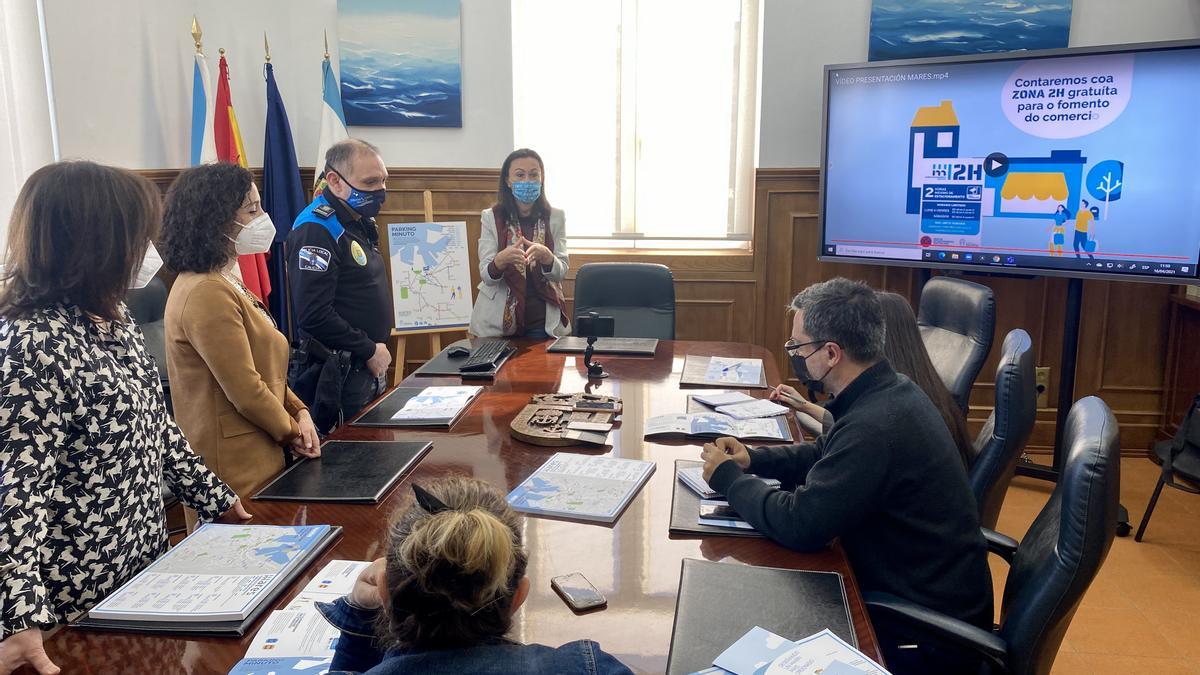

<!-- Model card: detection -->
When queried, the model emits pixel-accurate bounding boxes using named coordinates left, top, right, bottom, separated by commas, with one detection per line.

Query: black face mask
left=791, top=350, right=830, bottom=394
left=332, top=169, right=387, bottom=218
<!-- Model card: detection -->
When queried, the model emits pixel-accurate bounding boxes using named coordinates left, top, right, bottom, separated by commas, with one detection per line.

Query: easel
left=386, top=189, right=467, bottom=386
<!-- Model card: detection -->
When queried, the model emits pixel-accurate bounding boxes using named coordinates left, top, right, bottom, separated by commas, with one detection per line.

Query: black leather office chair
left=1134, top=394, right=1200, bottom=542
left=970, top=329, right=1037, bottom=530
left=126, top=277, right=172, bottom=412
left=573, top=263, right=676, bottom=339
left=918, top=276, right=996, bottom=415
left=866, top=396, right=1120, bottom=675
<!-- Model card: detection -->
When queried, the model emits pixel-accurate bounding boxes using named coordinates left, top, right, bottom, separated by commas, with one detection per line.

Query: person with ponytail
left=468, top=149, right=571, bottom=339
left=316, top=477, right=631, bottom=674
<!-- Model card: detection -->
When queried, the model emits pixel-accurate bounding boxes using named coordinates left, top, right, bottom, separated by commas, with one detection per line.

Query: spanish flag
left=215, top=52, right=271, bottom=303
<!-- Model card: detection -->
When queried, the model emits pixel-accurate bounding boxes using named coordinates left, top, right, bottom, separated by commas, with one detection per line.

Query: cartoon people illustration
left=1049, top=204, right=1069, bottom=256
left=1073, top=199, right=1095, bottom=260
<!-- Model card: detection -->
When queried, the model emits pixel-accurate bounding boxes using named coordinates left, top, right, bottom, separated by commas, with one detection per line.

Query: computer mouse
left=447, top=345, right=471, bottom=358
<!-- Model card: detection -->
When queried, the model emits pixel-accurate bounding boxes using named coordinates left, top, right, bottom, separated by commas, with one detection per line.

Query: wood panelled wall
left=141, top=166, right=1173, bottom=455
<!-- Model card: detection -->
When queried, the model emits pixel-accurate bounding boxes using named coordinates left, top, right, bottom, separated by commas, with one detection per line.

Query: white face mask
left=227, top=213, right=276, bottom=255
left=130, top=243, right=163, bottom=289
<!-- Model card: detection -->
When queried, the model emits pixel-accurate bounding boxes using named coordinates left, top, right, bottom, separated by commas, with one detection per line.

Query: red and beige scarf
left=496, top=210, right=569, bottom=336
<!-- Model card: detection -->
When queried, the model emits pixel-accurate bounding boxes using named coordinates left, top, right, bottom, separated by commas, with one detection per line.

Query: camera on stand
left=575, top=312, right=615, bottom=380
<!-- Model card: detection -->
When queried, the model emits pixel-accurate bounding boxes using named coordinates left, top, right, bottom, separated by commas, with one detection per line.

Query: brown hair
left=493, top=148, right=550, bottom=224
left=0, top=161, right=161, bottom=322
left=381, top=477, right=528, bottom=650
left=878, top=292, right=973, bottom=467
left=160, top=163, right=251, bottom=273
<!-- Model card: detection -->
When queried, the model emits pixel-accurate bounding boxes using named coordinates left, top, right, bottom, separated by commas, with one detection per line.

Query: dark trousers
left=290, top=352, right=382, bottom=434
left=873, top=614, right=986, bottom=675
left=1073, top=230, right=1094, bottom=259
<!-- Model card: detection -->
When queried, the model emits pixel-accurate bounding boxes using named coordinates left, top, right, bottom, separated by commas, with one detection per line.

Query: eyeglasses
left=784, top=338, right=832, bottom=356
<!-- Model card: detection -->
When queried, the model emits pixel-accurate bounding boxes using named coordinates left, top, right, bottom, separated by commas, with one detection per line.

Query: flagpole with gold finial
left=191, top=15, right=203, bottom=54
left=264, top=32, right=271, bottom=63
left=324, top=29, right=331, bottom=60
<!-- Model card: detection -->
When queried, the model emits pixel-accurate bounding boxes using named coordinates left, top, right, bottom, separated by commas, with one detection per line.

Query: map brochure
left=677, top=466, right=781, bottom=500
left=227, top=609, right=339, bottom=675
left=715, top=399, right=790, bottom=420
left=691, top=391, right=757, bottom=407
left=698, top=499, right=756, bottom=531
left=387, top=221, right=473, bottom=331
left=644, top=413, right=792, bottom=442
left=390, top=385, right=483, bottom=426
left=506, top=452, right=656, bottom=524
left=681, top=356, right=769, bottom=389
left=88, top=524, right=333, bottom=623
left=703, top=628, right=889, bottom=675
left=283, top=559, right=372, bottom=612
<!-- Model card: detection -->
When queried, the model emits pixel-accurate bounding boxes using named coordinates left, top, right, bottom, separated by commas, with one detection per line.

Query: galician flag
left=190, top=51, right=217, bottom=166
left=314, top=54, right=349, bottom=195
left=215, top=52, right=271, bottom=303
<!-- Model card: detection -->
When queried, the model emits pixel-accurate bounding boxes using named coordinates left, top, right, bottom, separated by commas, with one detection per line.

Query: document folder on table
left=252, top=440, right=432, bottom=504
left=669, top=460, right=764, bottom=538
left=665, top=558, right=856, bottom=675
left=74, top=525, right=341, bottom=637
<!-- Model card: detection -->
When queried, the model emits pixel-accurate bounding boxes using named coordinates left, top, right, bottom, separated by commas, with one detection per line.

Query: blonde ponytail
left=380, top=477, right=529, bottom=650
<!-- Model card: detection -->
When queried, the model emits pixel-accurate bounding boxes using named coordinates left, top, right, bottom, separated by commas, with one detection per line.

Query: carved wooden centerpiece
left=510, top=393, right=623, bottom=446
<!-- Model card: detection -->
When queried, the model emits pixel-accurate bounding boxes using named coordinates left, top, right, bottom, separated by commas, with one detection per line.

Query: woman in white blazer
left=469, top=148, right=571, bottom=339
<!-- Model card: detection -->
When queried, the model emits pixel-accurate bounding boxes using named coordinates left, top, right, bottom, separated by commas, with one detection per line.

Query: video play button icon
left=984, top=152, right=1009, bottom=177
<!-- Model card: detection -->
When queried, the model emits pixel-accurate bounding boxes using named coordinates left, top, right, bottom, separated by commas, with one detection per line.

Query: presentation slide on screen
left=823, top=48, right=1200, bottom=274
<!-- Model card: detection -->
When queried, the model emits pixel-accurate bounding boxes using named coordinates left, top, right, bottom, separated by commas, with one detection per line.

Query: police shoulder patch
left=313, top=204, right=335, bottom=218
left=298, top=246, right=332, bottom=272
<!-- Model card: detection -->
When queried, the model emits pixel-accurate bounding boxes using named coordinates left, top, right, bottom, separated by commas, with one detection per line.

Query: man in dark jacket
left=702, top=277, right=992, bottom=674
left=287, top=139, right=393, bottom=430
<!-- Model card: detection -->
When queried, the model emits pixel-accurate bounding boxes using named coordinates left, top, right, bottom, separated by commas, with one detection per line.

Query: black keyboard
left=458, top=340, right=511, bottom=372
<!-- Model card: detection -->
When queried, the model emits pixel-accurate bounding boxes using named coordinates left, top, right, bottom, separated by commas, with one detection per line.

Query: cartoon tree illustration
left=1086, top=160, right=1124, bottom=221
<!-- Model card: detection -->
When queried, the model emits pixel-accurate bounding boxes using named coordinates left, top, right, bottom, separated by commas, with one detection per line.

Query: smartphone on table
left=550, top=572, right=607, bottom=612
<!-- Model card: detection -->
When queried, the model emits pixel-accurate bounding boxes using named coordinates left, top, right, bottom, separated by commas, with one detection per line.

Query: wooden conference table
left=42, top=340, right=881, bottom=674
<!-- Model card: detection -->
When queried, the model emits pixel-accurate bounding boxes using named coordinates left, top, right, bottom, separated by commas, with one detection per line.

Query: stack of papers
left=698, top=499, right=755, bottom=530
left=677, top=466, right=780, bottom=499
left=228, top=559, right=371, bottom=675
left=693, top=627, right=890, bottom=675
left=645, top=413, right=792, bottom=442
left=692, top=392, right=757, bottom=407
left=715, top=399, right=790, bottom=420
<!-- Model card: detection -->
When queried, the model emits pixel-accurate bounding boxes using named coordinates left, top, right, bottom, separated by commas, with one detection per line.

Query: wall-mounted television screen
left=819, top=40, right=1200, bottom=283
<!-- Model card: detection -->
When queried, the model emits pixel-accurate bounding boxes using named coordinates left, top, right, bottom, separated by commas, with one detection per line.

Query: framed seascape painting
left=869, top=0, right=1072, bottom=62
left=337, top=0, right=463, bottom=127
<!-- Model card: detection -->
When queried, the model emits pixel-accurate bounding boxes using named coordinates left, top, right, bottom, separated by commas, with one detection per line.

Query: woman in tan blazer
left=159, top=164, right=320, bottom=500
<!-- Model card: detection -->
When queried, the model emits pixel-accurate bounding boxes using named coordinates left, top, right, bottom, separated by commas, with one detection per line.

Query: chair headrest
left=917, top=276, right=995, bottom=344
left=574, top=263, right=675, bottom=310
left=125, top=277, right=168, bottom=324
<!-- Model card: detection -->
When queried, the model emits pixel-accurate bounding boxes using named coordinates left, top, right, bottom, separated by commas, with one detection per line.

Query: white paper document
left=716, top=399, right=790, bottom=419
left=692, top=391, right=757, bottom=407
left=678, top=466, right=780, bottom=499
left=703, top=357, right=765, bottom=386
left=391, top=386, right=481, bottom=421
left=283, top=560, right=371, bottom=611
left=244, top=610, right=341, bottom=659
left=763, top=629, right=890, bottom=675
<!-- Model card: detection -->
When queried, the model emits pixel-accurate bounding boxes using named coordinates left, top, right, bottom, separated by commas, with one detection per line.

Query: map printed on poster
left=387, top=221, right=472, bottom=331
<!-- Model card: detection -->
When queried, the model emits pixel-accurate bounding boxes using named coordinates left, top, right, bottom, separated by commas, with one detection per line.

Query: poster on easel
left=386, top=221, right=473, bottom=331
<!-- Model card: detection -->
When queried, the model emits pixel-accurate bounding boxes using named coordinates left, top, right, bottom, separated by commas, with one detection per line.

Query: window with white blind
left=511, top=0, right=760, bottom=249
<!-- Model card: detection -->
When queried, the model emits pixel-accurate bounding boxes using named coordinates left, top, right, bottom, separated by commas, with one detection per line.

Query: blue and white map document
left=89, top=524, right=333, bottom=623
left=506, top=452, right=656, bottom=523
left=644, top=413, right=792, bottom=442
left=681, top=356, right=769, bottom=389
left=698, top=628, right=890, bottom=675
left=389, top=385, right=482, bottom=425
left=228, top=609, right=340, bottom=675
left=387, top=221, right=472, bottom=331
left=283, top=559, right=372, bottom=612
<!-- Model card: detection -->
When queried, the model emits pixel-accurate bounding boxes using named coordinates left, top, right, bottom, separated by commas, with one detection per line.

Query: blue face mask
left=511, top=181, right=541, bottom=204
left=333, top=170, right=387, bottom=218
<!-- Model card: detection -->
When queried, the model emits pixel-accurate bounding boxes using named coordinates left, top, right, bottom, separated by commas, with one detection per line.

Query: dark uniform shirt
left=287, top=193, right=392, bottom=363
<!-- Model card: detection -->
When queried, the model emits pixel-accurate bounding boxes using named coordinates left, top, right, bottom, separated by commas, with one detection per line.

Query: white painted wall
left=758, top=0, right=1200, bottom=168
left=43, top=0, right=513, bottom=169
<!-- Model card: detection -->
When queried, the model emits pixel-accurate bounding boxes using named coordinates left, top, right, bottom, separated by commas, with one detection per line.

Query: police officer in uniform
left=288, top=139, right=393, bottom=431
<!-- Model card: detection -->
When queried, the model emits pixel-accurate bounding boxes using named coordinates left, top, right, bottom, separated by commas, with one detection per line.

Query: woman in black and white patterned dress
left=0, top=162, right=251, bottom=675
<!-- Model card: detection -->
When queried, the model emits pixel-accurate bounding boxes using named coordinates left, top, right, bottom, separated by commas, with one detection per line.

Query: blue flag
left=262, top=62, right=306, bottom=338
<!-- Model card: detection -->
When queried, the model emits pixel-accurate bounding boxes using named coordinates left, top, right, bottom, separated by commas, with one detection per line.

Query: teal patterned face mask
left=511, top=181, right=541, bottom=204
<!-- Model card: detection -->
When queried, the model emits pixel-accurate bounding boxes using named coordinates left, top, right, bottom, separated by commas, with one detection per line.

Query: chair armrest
left=863, top=591, right=1009, bottom=674
left=983, top=527, right=1019, bottom=563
